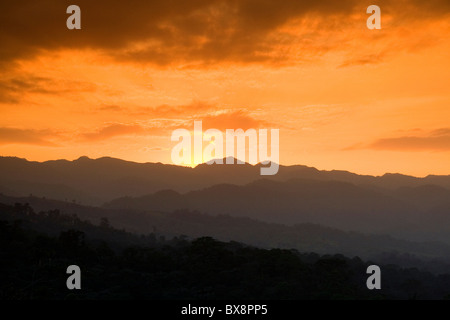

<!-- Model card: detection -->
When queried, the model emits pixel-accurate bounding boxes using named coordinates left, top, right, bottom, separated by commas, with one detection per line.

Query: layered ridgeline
left=2, top=194, right=450, bottom=274
left=1, top=202, right=450, bottom=300
left=1, top=155, right=450, bottom=205
left=1, top=156, right=450, bottom=244
left=103, top=179, right=450, bottom=243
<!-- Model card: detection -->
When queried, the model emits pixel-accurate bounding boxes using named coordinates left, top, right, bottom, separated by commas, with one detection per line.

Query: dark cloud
left=346, top=128, right=450, bottom=151
left=0, top=127, right=58, bottom=146
left=2, top=0, right=447, bottom=67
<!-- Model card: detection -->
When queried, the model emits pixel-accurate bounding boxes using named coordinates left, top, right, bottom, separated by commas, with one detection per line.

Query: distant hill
left=2, top=195, right=450, bottom=273
left=1, top=155, right=450, bottom=206
left=103, top=178, right=450, bottom=243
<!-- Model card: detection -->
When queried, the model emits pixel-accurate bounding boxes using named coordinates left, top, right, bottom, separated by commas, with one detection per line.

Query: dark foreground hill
left=2, top=197, right=450, bottom=274
left=1, top=202, right=450, bottom=300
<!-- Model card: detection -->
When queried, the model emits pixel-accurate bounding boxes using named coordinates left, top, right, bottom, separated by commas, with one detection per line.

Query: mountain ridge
left=1, top=155, right=450, bottom=207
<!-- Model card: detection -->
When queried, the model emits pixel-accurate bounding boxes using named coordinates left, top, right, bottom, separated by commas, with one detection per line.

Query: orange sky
left=1, top=0, right=450, bottom=176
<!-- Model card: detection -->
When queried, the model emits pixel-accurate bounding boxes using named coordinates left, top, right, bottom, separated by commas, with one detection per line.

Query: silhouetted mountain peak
left=197, top=157, right=281, bottom=168
left=75, top=156, right=91, bottom=162
left=198, top=157, right=252, bottom=166
left=382, top=173, right=411, bottom=178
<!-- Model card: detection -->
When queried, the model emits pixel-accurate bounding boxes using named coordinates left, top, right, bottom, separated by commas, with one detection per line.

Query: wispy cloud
left=346, top=128, right=450, bottom=152
left=81, top=123, right=164, bottom=141
left=197, top=110, right=270, bottom=131
left=0, top=75, right=96, bottom=104
left=0, top=127, right=58, bottom=146
left=0, top=76, right=54, bottom=103
left=338, top=53, right=386, bottom=68
left=97, top=105, right=123, bottom=112
left=132, top=101, right=216, bottom=117
left=80, top=108, right=271, bottom=142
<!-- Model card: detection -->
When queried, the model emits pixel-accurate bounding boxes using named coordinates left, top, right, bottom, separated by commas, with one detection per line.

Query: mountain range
left=1, top=155, right=450, bottom=204
left=1, top=155, right=450, bottom=244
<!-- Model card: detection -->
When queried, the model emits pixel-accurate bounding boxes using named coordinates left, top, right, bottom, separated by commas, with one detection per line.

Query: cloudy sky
left=0, top=0, right=449, bottom=176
